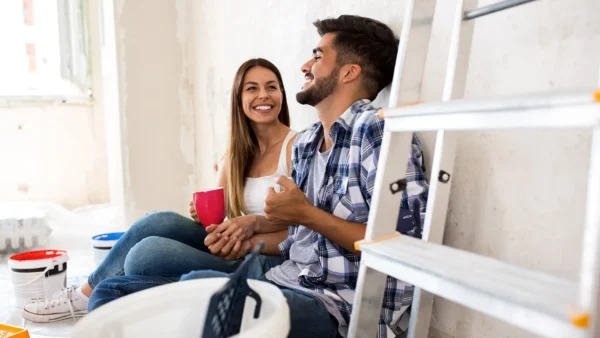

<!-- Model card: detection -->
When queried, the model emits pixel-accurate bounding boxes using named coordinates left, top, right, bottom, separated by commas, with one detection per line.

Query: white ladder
left=349, top=0, right=600, bottom=337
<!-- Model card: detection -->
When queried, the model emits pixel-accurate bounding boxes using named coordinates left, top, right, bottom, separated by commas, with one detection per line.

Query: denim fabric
left=88, top=275, right=180, bottom=310
left=88, top=211, right=220, bottom=288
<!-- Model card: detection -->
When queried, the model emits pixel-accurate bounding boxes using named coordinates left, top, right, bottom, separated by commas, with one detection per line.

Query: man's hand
left=189, top=201, right=199, bottom=223
left=264, top=176, right=312, bottom=226
left=217, top=240, right=252, bottom=261
left=204, top=215, right=257, bottom=249
left=211, top=238, right=253, bottom=261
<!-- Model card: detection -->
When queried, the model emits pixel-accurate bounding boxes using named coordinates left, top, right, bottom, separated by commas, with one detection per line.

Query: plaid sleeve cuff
left=278, top=231, right=294, bottom=260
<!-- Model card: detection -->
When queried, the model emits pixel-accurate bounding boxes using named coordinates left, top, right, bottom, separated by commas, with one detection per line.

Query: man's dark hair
left=314, top=15, right=399, bottom=100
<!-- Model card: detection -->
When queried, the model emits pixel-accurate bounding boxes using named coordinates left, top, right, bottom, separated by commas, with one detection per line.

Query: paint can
left=8, top=250, right=68, bottom=308
left=91, top=232, right=124, bottom=267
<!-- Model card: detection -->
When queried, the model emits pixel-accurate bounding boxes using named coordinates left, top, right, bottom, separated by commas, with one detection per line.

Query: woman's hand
left=204, top=215, right=257, bottom=250
left=189, top=201, right=199, bottom=223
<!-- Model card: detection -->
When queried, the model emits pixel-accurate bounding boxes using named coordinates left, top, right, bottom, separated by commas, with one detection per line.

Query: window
left=0, top=0, right=91, bottom=100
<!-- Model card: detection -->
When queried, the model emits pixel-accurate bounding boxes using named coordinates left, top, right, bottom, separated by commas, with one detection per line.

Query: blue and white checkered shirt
left=278, top=99, right=429, bottom=337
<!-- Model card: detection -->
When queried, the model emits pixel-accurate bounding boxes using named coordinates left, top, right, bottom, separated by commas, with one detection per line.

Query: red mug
left=193, top=188, right=225, bottom=227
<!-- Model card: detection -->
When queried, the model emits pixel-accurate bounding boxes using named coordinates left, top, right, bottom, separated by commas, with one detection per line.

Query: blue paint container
left=91, top=232, right=125, bottom=267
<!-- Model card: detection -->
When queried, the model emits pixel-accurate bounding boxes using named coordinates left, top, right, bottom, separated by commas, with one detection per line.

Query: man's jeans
left=87, top=211, right=240, bottom=289
left=89, top=252, right=340, bottom=338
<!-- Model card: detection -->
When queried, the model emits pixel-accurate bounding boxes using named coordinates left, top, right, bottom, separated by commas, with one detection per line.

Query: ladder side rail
left=349, top=0, right=435, bottom=336
left=408, top=0, right=478, bottom=336
left=580, top=122, right=600, bottom=337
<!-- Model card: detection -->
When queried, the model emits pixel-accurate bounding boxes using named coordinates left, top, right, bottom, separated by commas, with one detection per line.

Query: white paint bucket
left=91, top=232, right=124, bottom=267
left=72, top=278, right=290, bottom=338
left=8, top=250, right=69, bottom=308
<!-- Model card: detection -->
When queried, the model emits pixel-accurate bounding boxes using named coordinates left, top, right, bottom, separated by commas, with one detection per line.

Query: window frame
left=0, top=0, right=93, bottom=105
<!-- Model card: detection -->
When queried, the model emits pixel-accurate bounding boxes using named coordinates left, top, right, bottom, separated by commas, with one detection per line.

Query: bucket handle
left=12, top=263, right=56, bottom=287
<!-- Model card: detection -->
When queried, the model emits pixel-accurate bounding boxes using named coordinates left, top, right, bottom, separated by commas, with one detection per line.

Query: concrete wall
left=188, top=0, right=600, bottom=337
left=112, top=0, right=196, bottom=223
left=0, top=104, right=108, bottom=209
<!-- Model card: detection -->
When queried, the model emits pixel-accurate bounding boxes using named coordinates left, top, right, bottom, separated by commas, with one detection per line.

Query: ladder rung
left=358, top=235, right=588, bottom=338
left=382, top=90, right=600, bottom=131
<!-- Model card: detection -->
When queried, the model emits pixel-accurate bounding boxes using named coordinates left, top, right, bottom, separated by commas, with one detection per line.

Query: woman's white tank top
left=243, top=130, right=296, bottom=216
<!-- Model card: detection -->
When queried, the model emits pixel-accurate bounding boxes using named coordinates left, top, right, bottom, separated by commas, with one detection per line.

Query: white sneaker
left=22, top=286, right=88, bottom=322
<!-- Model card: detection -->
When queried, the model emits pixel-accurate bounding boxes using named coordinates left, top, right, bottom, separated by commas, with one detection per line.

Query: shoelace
left=37, top=286, right=78, bottom=321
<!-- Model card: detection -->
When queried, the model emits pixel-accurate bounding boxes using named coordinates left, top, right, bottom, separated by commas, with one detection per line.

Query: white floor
left=0, top=203, right=126, bottom=338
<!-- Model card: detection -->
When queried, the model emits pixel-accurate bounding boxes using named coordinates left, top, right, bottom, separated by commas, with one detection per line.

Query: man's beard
left=296, top=66, right=340, bottom=106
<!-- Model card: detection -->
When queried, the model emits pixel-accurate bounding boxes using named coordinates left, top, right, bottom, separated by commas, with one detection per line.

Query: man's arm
left=404, top=135, right=430, bottom=236
left=303, top=206, right=365, bottom=255
left=264, top=177, right=365, bottom=255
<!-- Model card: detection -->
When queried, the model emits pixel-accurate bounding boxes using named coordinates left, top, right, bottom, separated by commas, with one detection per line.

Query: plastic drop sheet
left=0, top=202, right=126, bottom=338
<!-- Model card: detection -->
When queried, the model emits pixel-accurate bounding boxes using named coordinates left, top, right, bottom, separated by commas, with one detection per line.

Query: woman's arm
left=204, top=214, right=288, bottom=249
left=254, top=215, right=292, bottom=233
left=214, top=230, right=288, bottom=260
left=204, top=214, right=289, bottom=256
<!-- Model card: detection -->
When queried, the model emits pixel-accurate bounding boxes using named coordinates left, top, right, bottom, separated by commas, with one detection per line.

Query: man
left=183, top=15, right=429, bottom=337
left=90, top=15, right=428, bottom=337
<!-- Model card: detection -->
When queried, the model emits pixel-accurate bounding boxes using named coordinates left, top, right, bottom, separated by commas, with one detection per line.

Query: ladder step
left=358, top=234, right=588, bottom=338
left=382, top=90, right=600, bottom=132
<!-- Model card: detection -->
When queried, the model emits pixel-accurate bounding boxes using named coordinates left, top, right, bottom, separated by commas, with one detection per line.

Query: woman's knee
left=124, top=236, right=169, bottom=275
left=127, top=211, right=189, bottom=238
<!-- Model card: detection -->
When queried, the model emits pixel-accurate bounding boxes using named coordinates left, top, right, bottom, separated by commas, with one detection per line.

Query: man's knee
left=281, top=289, right=339, bottom=338
left=89, top=275, right=175, bottom=312
left=180, top=270, right=228, bottom=281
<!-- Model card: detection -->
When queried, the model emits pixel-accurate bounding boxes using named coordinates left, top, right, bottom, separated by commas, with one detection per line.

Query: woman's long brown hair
left=226, top=58, right=290, bottom=219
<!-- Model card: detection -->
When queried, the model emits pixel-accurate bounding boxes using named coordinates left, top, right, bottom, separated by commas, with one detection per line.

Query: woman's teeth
left=254, top=105, right=272, bottom=111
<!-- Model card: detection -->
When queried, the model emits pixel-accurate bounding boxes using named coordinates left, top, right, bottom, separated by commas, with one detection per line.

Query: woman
left=22, top=58, right=296, bottom=322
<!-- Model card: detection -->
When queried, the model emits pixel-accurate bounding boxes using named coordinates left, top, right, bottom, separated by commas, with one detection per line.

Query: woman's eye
left=269, top=86, right=278, bottom=90
left=314, top=56, right=321, bottom=61
left=247, top=87, right=256, bottom=91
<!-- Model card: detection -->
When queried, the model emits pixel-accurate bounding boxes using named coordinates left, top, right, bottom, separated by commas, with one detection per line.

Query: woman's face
left=241, top=66, right=283, bottom=125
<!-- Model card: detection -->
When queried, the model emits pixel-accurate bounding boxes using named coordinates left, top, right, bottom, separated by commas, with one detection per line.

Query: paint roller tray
left=0, top=324, right=30, bottom=338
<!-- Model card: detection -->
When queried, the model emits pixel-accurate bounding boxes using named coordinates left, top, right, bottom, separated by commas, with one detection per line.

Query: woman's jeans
left=87, top=211, right=240, bottom=289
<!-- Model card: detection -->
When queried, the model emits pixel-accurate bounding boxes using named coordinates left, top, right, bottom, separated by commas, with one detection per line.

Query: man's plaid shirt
left=278, top=99, right=429, bottom=337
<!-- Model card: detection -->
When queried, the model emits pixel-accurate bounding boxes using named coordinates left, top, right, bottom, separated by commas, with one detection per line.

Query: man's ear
left=340, top=64, right=362, bottom=84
